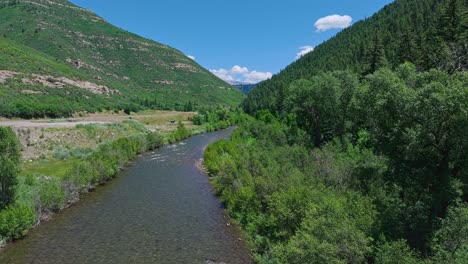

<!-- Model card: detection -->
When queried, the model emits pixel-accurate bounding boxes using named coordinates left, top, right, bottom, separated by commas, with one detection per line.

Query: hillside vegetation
left=0, top=0, right=243, bottom=118
left=205, top=0, right=468, bottom=263
left=243, top=0, right=467, bottom=114
left=207, top=65, right=468, bottom=263
left=234, top=83, right=257, bottom=95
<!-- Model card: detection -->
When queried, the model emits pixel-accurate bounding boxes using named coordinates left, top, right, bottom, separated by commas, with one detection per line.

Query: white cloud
left=296, top=46, right=315, bottom=59
left=210, top=68, right=234, bottom=82
left=314, top=14, right=352, bottom=32
left=187, top=55, right=196, bottom=60
left=231, top=65, right=249, bottom=74
left=210, top=65, right=272, bottom=84
left=244, top=71, right=273, bottom=84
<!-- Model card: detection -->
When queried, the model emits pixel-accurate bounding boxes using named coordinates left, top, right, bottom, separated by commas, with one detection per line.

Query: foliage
left=205, top=64, right=467, bottom=262
left=356, top=66, right=468, bottom=251
left=0, top=204, right=36, bottom=241
left=37, top=176, right=66, bottom=212
left=270, top=192, right=375, bottom=264
left=431, top=203, right=468, bottom=263
left=0, top=126, right=21, bottom=209
left=243, top=0, right=467, bottom=115
left=374, top=240, right=421, bottom=264
left=201, top=1, right=468, bottom=263
left=65, top=131, right=161, bottom=189
left=285, top=71, right=358, bottom=147
left=204, top=120, right=381, bottom=263
left=192, top=107, right=247, bottom=132
left=167, top=121, right=192, bottom=144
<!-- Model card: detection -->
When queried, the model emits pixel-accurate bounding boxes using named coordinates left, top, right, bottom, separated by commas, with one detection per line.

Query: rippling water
left=0, top=127, right=251, bottom=264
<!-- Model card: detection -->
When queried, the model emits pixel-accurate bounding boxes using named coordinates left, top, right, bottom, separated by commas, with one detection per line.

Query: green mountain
left=233, top=83, right=257, bottom=95
left=0, top=0, right=243, bottom=118
left=243, top=0, right=467, bottom=114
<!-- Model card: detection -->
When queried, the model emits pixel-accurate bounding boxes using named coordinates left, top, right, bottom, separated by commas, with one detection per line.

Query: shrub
left=0, top=204, right=36, bottom=241
left=146, top=132, right=164, bottom=150
left=53, top=148, right=70, bottom=160
left=69, top=147, right=93, bottom=159
left=38, top=177, right=65, bottom=212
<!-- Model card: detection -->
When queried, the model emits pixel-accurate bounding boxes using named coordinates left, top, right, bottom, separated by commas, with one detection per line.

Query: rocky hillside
left=0, top=0, right=243, bottom=118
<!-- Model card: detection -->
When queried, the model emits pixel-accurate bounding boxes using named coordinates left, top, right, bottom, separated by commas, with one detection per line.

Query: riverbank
left=0, top=127, right=252, bottom=263
left=0, top=109, right=244, bottom=247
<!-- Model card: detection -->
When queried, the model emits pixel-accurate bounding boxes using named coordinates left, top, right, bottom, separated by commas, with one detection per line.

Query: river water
left=0, top=127, right=252, bottom=264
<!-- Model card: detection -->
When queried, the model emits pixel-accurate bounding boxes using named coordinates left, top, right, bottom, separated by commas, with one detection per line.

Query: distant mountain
left=243, top=0, right=468, bottom=114
left=0, top=0, right=243, bottom=118
left=233, top=82, right=257, bottom=95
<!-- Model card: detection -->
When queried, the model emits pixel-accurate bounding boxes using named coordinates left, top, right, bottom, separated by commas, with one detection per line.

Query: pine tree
left=438, top=0, right=460, bottom=43
left=398, top=26, right=418, bottom=63
left=364, top=31, right=388, bottom=75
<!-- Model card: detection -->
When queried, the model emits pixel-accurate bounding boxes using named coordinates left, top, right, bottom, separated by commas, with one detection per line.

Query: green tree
left=356, top=66, right=468, bottom=251
left=398, top=26, right=418, bottom=64
left=271, top=192, right=375, bottom=264
left=285, top=71, right=358, bottom=147
left=0, top=126, right=21, bottom=209
left=374, top=240, right=421, bottom=264
left=438, top=0, right=462, bottom=43
left=431, top=203, right=468, bottom=263
left=364, top=31, right=388, bottom=75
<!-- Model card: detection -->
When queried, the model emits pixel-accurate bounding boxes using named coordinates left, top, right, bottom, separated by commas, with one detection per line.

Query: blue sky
left=70, top=0, right=394, bottom=83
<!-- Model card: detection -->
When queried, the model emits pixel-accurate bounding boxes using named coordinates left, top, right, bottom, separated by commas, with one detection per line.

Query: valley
left=0, top=0, right=467, bottom=263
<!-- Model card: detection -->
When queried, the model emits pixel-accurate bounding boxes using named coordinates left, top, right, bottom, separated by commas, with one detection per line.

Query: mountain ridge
left=243, top=0, right=467, bottom=114
left=0, top=0, right=243, bottom=118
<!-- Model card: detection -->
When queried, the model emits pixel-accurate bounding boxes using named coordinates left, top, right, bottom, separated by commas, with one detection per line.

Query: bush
left=38, top=177, right=65, bottom=212
left=66, top=160, right=98, bottom=190
left=53, top=148, right=70, bottom=160
left=66, top=130, right=162, bottom=190
left=192, top=114, right=204, bottom=125
left=146, top=132, right=164, bottom=150
left=0, top=204, right=36, bottom=241
left=69, top=147, right=93, bottom=159
left=269, top=190, right=375, bottom=264
left=173, top=121, right=191, bottom=141
left=204, top=120, right=382, bottom=263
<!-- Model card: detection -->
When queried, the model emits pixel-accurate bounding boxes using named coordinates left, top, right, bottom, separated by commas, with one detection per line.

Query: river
left=0, top=127, right=252, bottom=264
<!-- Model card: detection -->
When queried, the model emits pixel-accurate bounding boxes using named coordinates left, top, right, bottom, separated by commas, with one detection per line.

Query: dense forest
left=243, top=0, right=467, bottom=115
left=206, top=64, right=468, bottom=263
left=205, top=0, right=468, bottom=263
left=234, top=83, right=258, bottom=95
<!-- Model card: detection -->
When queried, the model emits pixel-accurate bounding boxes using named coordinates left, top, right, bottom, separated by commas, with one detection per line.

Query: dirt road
left=0, top=111, right=196, bottom=129
left=0, top=119, right=111, bottom=129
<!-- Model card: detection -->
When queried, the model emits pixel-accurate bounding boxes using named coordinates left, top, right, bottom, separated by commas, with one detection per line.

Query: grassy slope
left=0, top=37, right=122, bottom=115
left=0, top=0, right=243, bottom=115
